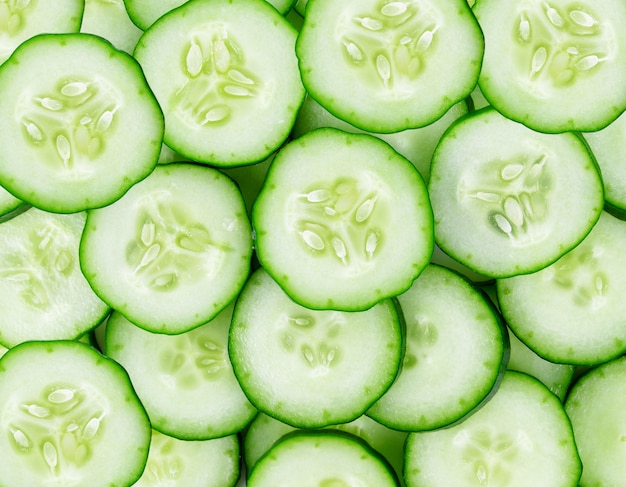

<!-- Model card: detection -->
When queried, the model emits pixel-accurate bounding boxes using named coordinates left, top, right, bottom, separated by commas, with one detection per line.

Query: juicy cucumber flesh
left=0, top=340, right=151, bottom=487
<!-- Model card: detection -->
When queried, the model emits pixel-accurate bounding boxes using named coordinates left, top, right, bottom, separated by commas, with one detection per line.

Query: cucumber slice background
left=475, top=0, right=626, bottom=133
left=229, top=267, right=403, bottom=428
left=0, top=32, right=164, bottom=213
left=296, top=0, right=483, bottom=133
left=0, top=340, right=151, bottom=487
left=0, top=208, right=109, bottom=348
left=405, top=371, right=581, bottom=487
left=253, top=127, right=433, bottom=311
left=80, top=163, right=253, bottom=334
left=429, top=107, right=603, bottom=278
left=133, top=0, right=305, bottom=167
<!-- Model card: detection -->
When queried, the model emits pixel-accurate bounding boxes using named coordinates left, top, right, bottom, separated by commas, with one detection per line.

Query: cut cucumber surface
left=0, top=340, right=151, bottom=487
left=105, top=303, right=257, bottom=440
left=0, top=0, right=84, bottom=65
left=247, top=430, right=400, bottom=487
left=229, top=267, right=403, bottom=428
left=565, top=355, right=626, bottom=487
left=0, top=208, right=109, bottom=348
left=81, top=0, right=143, bottom=55
left=295, top=0, right=484, bottom=133
left=474, top=0, right=626, bottom=133
left=80, top=162, right=253, bottom=334
left=0, top=32, right=164, bottom=213
left=133, top=0, right=305, bottom=166
left=429, top=107, right=603, bottom=278
left=497, top=211, right=626, bottom=365
left=405, top=371, right=581, bottom=487
left=367, top=264, right=508, bottom=431
left=133, top=430, right=241, bottom=487
left=253, top=127, right=433, bottom=311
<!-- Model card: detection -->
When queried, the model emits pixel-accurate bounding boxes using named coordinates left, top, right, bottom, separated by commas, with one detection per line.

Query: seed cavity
left=381, top=1, right=408, bottom=17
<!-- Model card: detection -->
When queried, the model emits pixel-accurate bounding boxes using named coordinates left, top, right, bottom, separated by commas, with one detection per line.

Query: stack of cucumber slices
left=0, top=0, right=625, bottom=486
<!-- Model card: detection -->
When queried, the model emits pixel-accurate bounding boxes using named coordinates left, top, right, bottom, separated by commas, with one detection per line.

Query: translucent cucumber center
left=543, top=242, right=608, bottom=310
left=459, top=152, right=553, bottom=246
left=288, top=174, right=389, bottom=275
left=125, top=194, right=230, bottom=291
left=6, top=384, right=106, bottom=480
left=157, top=327, right=230, bottom=389
left=172, top=23, right=265, bottom=129
left=277, top=311, right=345, bottom=377
left=512, top=2, right=612, bottom=95
left=0, top=0, right=33, bottom=39
left=453, top=427, right=532, bottom=485
left=402, top=314, right=439, bottom=369
left=0, top=218, right=75, bottom=310
left=335, top=0, right=442, bottom=95
left=139, top=431, right=185, bottom=484
left=18, top=77, right=120, bottom=177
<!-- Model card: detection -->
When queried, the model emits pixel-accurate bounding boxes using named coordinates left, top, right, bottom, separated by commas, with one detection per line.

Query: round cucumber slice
left=229, top=267, right=403, bottom=429
left=253, top=127, right=433, bottom=311
left=133, top=0, right=305, bottom=167
left=474, top=0, right=626, bottom=133
left=80, top=163, right=253, bottom=334
left=295, top=0, right=484, bottom=133
left=405, top=371, right=581, bottom=487
left=248, top=430, right=399, bottom=487
left=0, top=208, right=109, bottom=348
left=429, top=107, right=603, bottom=278
left=0, top=32, right=164, bottom=213
left=0, top=340, right=151, bottom=487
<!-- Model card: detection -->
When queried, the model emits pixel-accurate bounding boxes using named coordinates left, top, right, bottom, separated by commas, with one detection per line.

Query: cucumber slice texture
left=0, top=0, right=84, bottom=65
left=0, top=184, right=23, bottom=220
left=81, top=0, right=143, bottom=55
left=582, top=110, right=626, bottom=217
left=295, top=0, right=484, bottom=133
left=105, top=303, right=257, bottom=440
left=248, top=430, right=399, bottom=487
left=80, top=163, right=253, bottom=334
left=474, top=0, right=626, bottom=133
left=405, top=371, right=581, bottom=487
left=429, top=107, right=603, bottom=278
left=133, top=0, right=305, bottom=166
left=229, top=267, right=403, bottom=428
left=253, top=127, right=433, bottom=311
left=565, top=355, right=626, bottom=487
left=497, top=211, right=626, bottom=365
left=124, top=0, right=189, bottom=30
left=367, top=264, right=508, bottom=431
left=0, top=340, right=151, bottom=487
left=0, top=208, right=109, bottom=348
left=134, top=431, right=241, bottom=487
left=0, top=33, right=164, bottom=213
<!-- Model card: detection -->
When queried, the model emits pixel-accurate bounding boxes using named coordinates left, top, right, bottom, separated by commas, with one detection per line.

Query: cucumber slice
left=243, top=412, right=407, bottom=481
left=81, top=0, right=143, bottom=54
left=405, top=371, right=581, bottom=487
left=295, top=0, right=484, bottom=133
left=429, top=107, right=603, bottom=278
left=497, top=211, right=626, bottom=365
left=582, top=110, right=626, bottom=218
left=134, top=430, right=241, bottom=487
left=565, top=355, right=626, bottom=487
left=367, top=264, right=508, bottom=431
left=105, top=302, right=257, bottom=440
left=80, top=163, right=253, bottom=334
left=0, top=32, right=164, bottom=213
left=124, top=0, right=190, bottom=30
left=0, top=0, right=84, bottom=65
left=248, top=430, right=399, bottom=487
left=474, top=0, right=626, bottom=133
left=253, top=127, right=433, bottom=311
left=133, top=0, right=305, bottom=167
left=0, top=208, right=109, bottom=348
left=0, top=184, right=25, bottom=222
left=229, top=267, right=403, bottom=428
left=0, top=340, right=151, bottom=487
